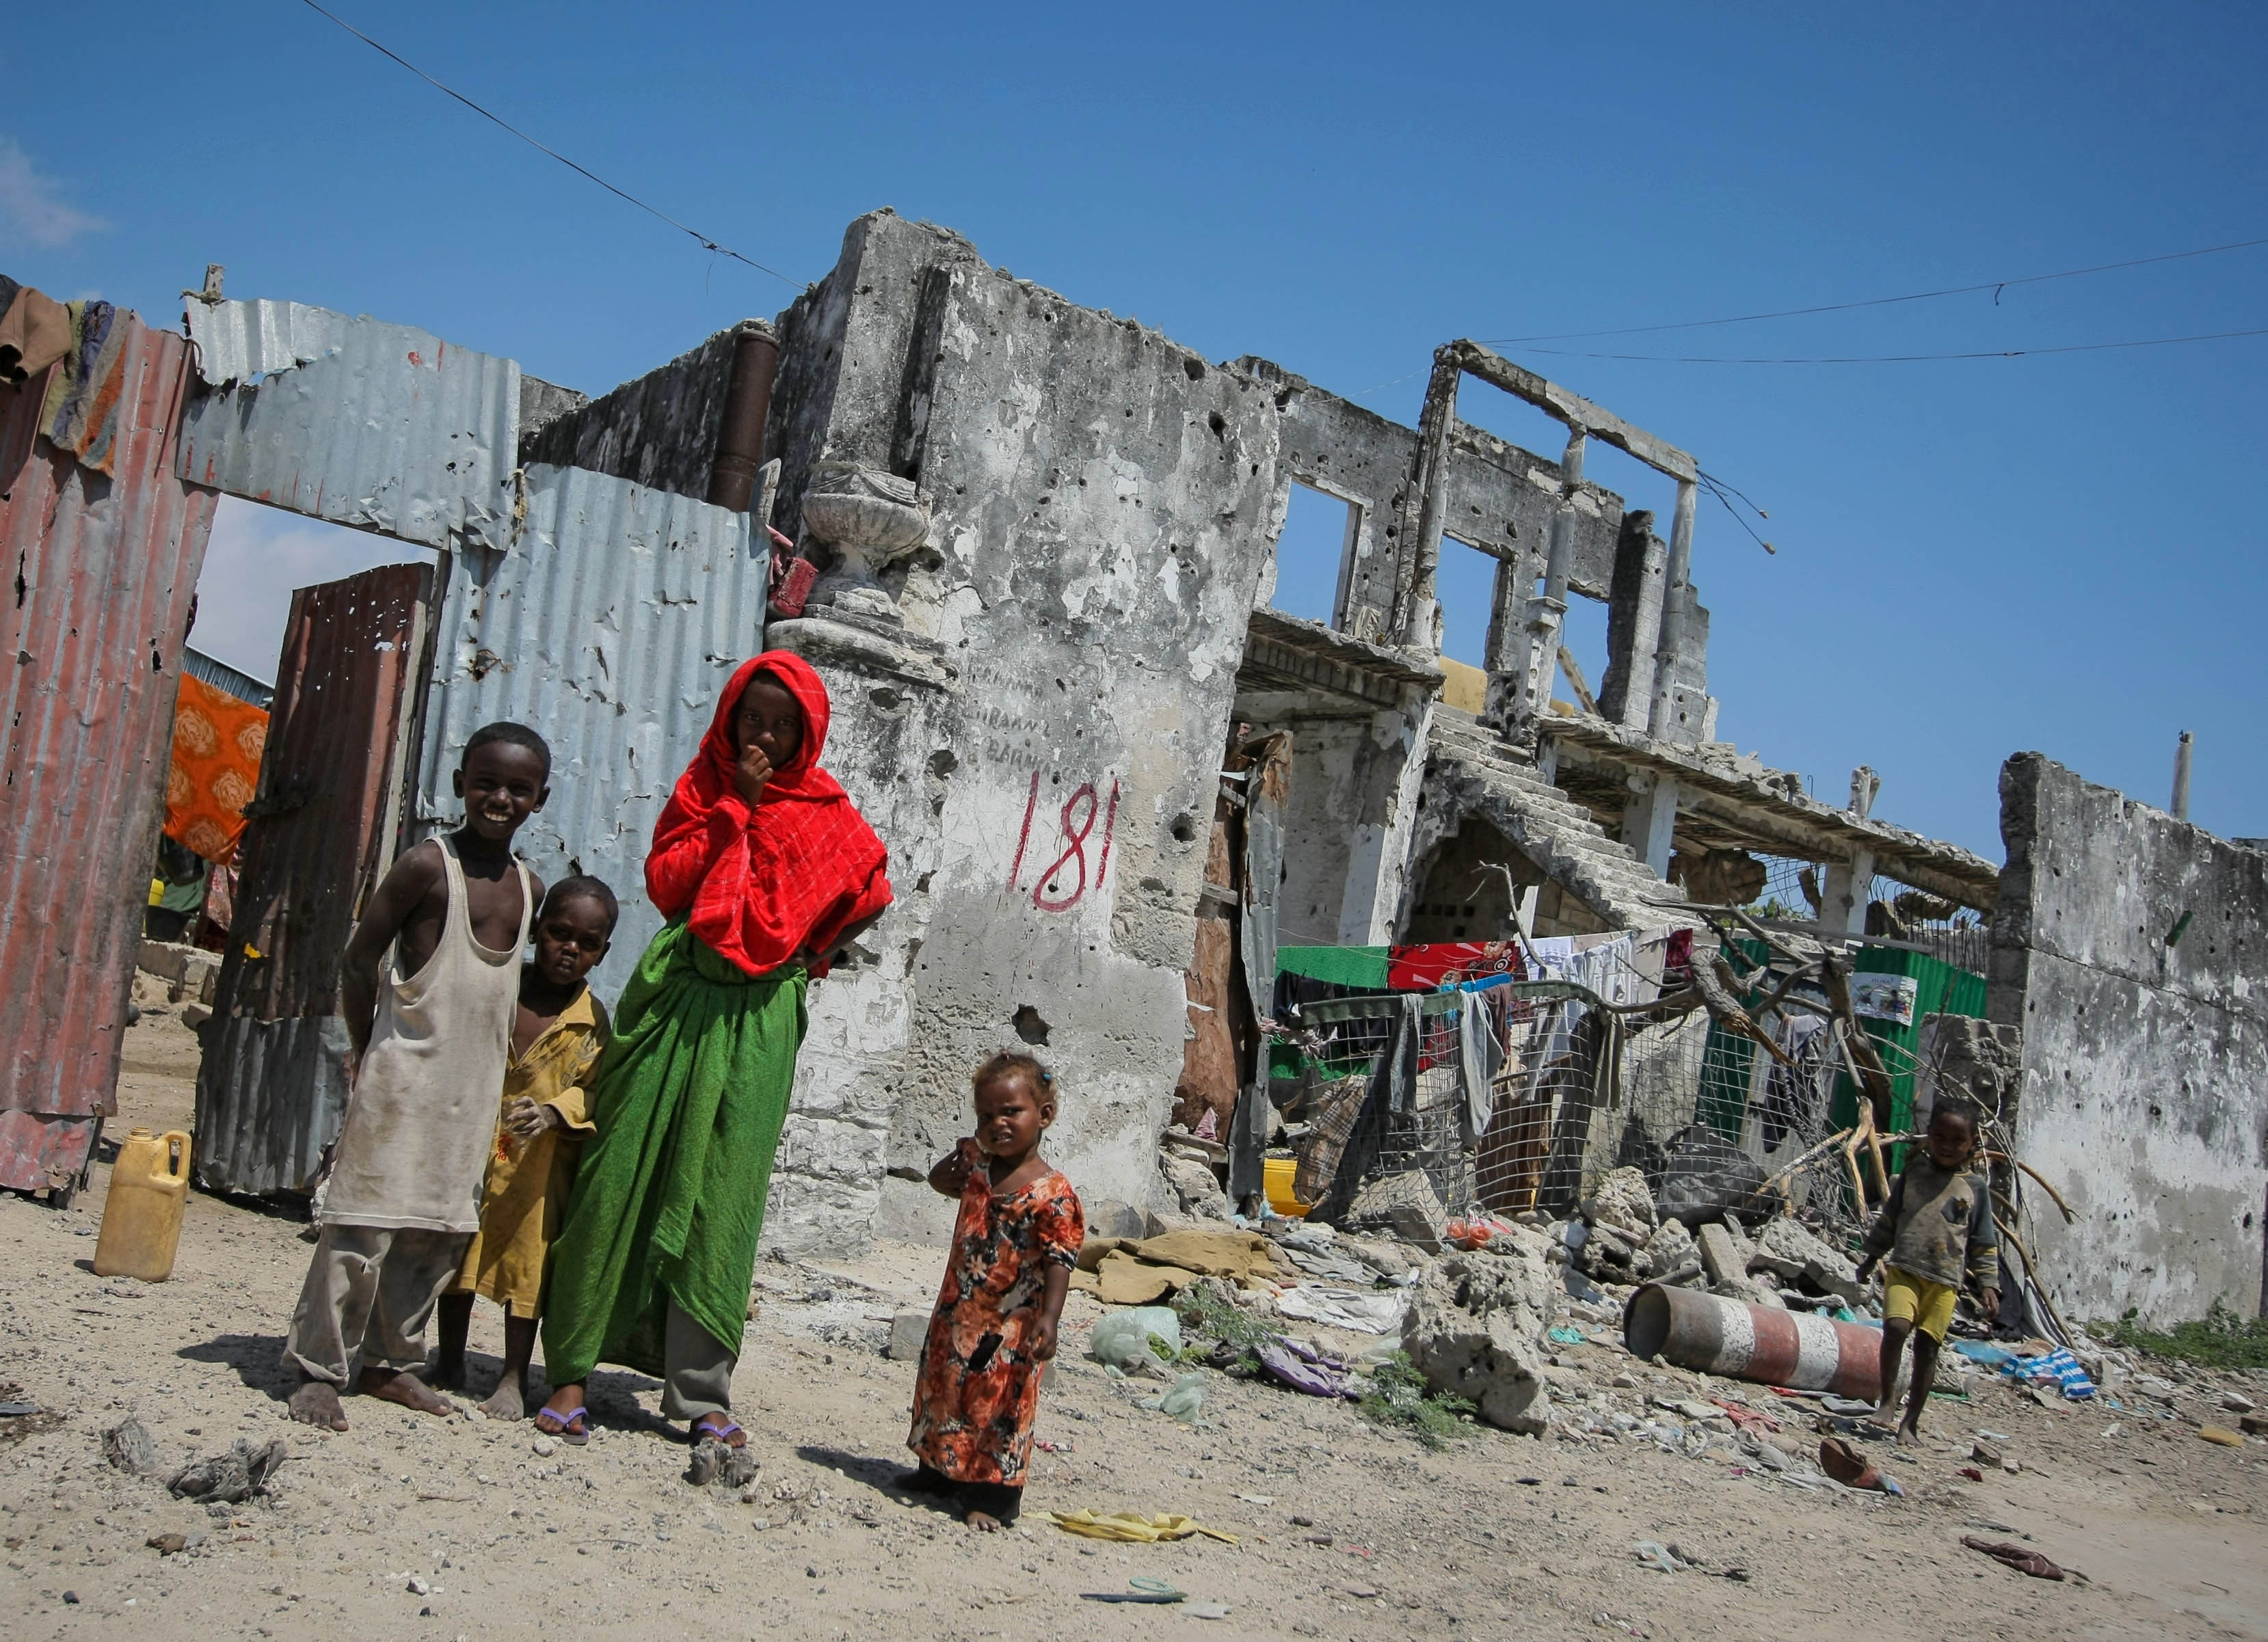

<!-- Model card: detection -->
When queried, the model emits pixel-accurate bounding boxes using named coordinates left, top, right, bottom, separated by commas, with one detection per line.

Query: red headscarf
left=645, top=652, right=892, bottom=978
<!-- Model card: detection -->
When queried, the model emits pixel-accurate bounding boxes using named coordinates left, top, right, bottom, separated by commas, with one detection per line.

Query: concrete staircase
left=1426, top=710, right=1685, bottom=930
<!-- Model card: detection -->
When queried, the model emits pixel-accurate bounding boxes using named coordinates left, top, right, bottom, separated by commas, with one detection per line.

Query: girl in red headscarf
left=537, top=654, right=890, bottom=1449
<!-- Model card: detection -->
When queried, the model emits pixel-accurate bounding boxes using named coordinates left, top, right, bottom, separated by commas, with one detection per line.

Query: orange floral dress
left=907, top=1141, right=1084, bottom=1486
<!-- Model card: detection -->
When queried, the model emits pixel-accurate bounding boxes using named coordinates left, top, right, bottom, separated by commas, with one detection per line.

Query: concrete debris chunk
left=1635, top=1219, right=1696, bottom=1281
left=1746, top=1215, right=1864, bottom=1305
left=1582, top=1167, right=1657, bottom=1241
left=102, top=1416, right=163, bottom=1479
left=886, top=1310, right=930, bottom=1362
left=1400, top=1249, right=1553, bottom=1434
left=1342, top=1170, right=1446, bottom=1254
left=1694, top=1222, right=1746, bottom=1289
left=169, top=1438, right=289, bottom=1505
left=1159, top=1151, right=1232, bottom=1222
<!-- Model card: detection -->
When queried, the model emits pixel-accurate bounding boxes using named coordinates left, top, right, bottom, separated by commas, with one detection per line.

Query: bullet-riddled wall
left=1993, top=753, right=2268, bottom=1325
left=751, top=213, right=1283, bottom=1248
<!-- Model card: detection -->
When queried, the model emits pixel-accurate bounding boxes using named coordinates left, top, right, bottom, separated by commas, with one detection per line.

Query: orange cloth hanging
left=163, top=673, right=268, bottom=864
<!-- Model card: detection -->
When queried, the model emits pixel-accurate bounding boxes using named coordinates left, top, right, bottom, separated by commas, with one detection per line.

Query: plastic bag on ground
left=1653, top=1125, right=1772, bottom=1227
left=1089, top=1306, right=1183, bottom=1372
left=1138, top=1371, right=1210, bottom=1421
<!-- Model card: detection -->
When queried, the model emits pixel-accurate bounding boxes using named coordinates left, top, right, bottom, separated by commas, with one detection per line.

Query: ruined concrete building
left=2, top=210, right=2260, bottom=1327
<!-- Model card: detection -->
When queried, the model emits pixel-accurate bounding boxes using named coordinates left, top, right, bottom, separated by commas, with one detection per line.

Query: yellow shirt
left=451, top=986, right=609, bottom=1315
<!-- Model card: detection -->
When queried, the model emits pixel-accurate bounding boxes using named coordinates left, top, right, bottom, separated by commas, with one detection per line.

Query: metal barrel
left=1622, top=1283, right=1881, bottom=1400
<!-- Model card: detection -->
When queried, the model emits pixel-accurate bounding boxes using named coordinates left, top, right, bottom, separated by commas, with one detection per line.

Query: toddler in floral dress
left=905, top=1052, right=1083, bottom=1529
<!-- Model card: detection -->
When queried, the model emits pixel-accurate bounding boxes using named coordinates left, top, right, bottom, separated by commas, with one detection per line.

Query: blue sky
left=5, top=2, right=2262, bottom=857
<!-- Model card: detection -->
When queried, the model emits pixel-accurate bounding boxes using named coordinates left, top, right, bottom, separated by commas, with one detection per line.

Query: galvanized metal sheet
left=183, top=298, right=349, bottom=386
left=176, top=300, right=518, bottom=550
left=0, top=310, right=218, bottom=1119
left=194, top=562, right=434, bottom=1197
left=0, top=1109, right=101, bottom=1196
left=416, top=463, right=764, bottom=999
left=183, top=643, right=274, bottom=710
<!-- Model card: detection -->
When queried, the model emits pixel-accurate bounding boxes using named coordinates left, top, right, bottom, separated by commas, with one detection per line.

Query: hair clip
left=1039, top=1068, right=1053, bottom=1084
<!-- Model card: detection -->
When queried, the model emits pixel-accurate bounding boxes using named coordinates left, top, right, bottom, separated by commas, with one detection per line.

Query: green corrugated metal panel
left=1276, top=945, right=1391, bottom=989
left=1832, top=945, right=1986, bottom=1147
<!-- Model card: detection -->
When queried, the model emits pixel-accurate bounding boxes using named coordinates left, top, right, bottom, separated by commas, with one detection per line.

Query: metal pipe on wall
left=2172, top=730, right=2193, bottom=822
left=706, top=321, right=781, bottom=514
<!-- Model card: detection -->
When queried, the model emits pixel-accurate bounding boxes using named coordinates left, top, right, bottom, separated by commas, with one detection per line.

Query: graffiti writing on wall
left=1006, top=770, right=1122, bottom=911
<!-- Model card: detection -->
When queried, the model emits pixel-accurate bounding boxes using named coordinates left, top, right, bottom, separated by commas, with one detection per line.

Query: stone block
left=1344, top=1168, right=1446, bottom=1253
left=1160, top=1152, right=1231, bottom=1222
left=1582, top=1166, right=1657, bottom=1241
left=1400, top=1250, right=1553, bottom=1434
left=886, top=1311, right=931, bottom=1362
left=1694, top=1221, right=1746, bottom=1288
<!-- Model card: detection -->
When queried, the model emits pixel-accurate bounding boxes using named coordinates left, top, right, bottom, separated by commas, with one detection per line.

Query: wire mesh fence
left=1268, top=932, right=1946, bottom=1246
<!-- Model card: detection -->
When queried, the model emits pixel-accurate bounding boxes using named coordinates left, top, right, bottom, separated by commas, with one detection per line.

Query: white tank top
left=321, top=835, right=534, bottom=1233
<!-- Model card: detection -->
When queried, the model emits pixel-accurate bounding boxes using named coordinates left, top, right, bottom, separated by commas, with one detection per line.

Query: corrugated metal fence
left=414, top=463, right=764, bottom=999
left=0, top=310, right=217, bottom=1193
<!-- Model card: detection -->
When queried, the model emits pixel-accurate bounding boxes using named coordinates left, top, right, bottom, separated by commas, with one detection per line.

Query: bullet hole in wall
left=1013, top=1005, right=1051, bottom=1047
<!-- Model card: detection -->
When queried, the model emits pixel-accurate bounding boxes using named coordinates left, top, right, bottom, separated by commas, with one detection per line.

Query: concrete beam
left=1445, top=340, right=1698, bottom=483
left=1817, top=847, right=1876, bottom=934
left=1619, top=773, right=1681, bottom=878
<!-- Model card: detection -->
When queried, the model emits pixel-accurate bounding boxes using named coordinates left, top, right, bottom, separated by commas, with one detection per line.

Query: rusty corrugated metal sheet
left=414, top=462, right=763, bottom=998
left=195, top=562, right=435, bottom=1196
left=0, top=310, right=217, bottom=1166
left=177, top=299, right=518, bottom=550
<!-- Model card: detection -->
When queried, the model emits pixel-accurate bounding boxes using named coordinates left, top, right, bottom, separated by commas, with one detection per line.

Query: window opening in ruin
left=1556, top=595, right=1610, bottom=713
left=191, top=496, right=442, bottom=686
left=1452, top=372, right=1679, bottom=708
left=1436, top=535, right=1498, bottom=670
left=1268, top=481, right=1358, bottom=628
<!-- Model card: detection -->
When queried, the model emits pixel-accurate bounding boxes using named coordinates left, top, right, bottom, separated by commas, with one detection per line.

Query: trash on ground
left=1961, top=1536, right=2067, bottom=1580
left=1253, top=1337, right=1359, bottom=1399
left=1048, top=1510, right=1239, bottom=1546
left=1274, top=1286, right=1409, bottom=1334
left=1136, top=1372, right=1210, bottom=1421
left=169, top=1438, right=288, bottom=1504
left=1089, top=1307, right=1183, bottom=1374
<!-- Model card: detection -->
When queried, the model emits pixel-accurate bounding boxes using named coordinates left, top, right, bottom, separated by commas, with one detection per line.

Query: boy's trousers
left=282, top=1224, right=469, bottom=1384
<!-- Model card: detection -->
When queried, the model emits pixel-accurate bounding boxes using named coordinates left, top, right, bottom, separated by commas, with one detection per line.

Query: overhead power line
left=1518, top=325, right=2268, bottom=364
left=1478, top=237, right=2268, bottom=346
left=296, top=0, right=801, bottom=288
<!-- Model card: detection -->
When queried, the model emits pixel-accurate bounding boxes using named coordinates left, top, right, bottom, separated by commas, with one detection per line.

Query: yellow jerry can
left=92, top=1128, right=192, bottom=1282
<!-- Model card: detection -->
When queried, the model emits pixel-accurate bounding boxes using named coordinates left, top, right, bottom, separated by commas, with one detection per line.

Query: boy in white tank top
left=282, top=723, right=550, bottom=1431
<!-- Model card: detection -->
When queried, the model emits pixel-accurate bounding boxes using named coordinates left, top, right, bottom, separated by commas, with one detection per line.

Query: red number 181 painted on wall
left=1006, top=771, right=1121, bottom=911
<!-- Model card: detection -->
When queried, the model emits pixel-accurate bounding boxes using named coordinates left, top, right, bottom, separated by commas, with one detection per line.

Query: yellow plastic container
left=1264, top=1157, right=1311, bottom=1220
left=92, top=1129, right=192, bottom=1282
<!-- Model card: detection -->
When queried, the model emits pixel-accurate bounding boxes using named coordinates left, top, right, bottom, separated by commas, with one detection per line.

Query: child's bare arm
left=927, top=1142, right=973, bottom=1198
left=1025, top=1263, right=1071, bottom=1362
left=339, top=843, right=444, bottom=1058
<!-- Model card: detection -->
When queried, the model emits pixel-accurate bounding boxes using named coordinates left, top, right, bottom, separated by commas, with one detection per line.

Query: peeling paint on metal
left=0, top=311, right=217, bottom=1159
left=176, top=301, right=518, bottom=550
left=195, top=562, right=437, bottom=1197
left=414, top=463, right=764, bottom=999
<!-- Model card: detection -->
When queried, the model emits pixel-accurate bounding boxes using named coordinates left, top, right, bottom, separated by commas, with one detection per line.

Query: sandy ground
left=3, top=998, right=2265, bottom=1641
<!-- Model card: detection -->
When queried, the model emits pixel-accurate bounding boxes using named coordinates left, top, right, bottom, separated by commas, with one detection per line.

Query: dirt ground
left=3, top=999, right=2265, bottom=1642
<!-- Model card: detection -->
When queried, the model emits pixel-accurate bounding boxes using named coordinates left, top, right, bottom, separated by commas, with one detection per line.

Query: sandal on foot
left=691, top=1414, right=744, bottom=1449
left=535, top=1405, right=589, bottom=1446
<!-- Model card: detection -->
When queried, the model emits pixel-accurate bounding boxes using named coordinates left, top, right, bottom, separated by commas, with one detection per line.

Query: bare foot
left=479, top=1375, right=527, bottom=1422
left=691, top=1412, right=746, bottom=1449
left=287, top=1377, right=348, bottom=1431
left=358, top=1367, right=454, bottom=1416
left=965, top=1509, right=1004, bottom=1533
left=1895, top=1424, right=1921, bottom=1449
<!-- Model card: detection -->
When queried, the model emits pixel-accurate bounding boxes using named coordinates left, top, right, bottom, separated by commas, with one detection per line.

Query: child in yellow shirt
left=434, top=876, right=617, bottom=1421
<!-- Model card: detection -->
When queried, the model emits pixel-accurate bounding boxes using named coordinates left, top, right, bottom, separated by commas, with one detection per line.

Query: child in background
left=433, top=876, right=619, bottom=1422
left=283, top=723, right=549, bottom=1431
left=1856, top=1098, right=2001, bottom=1445
left=905, top=1052, right=1084, bottom=1531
